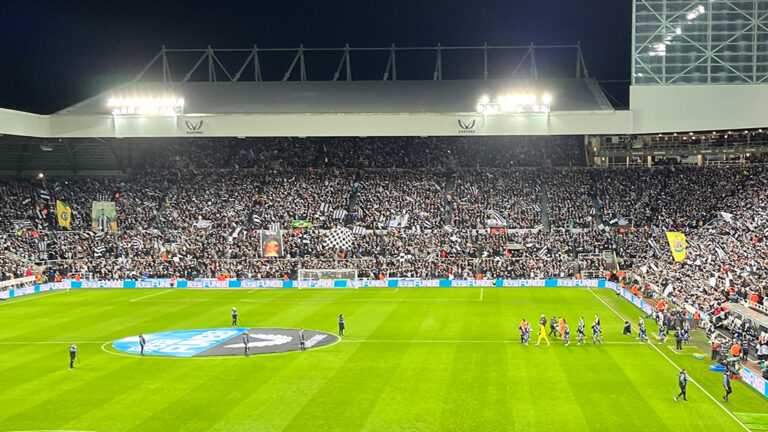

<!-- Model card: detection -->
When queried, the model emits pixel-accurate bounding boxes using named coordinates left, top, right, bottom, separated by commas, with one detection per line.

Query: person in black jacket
left=674, top=369, right=688, bottom=402
left=675, top=327, right=683, bottom=351
left=139, top=333, right=146, bottom=357
left=69, top=344, right=77, bottom=370
left=723, top=370, right=732, bottom=402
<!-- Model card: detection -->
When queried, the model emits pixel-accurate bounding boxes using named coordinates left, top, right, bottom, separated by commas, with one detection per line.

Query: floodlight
left=108, top=94, right=185, bottom=117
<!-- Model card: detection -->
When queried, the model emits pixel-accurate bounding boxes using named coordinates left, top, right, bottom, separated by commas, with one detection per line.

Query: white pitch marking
left=0, top=290, right=65, bottom=305
left=0, top=341, right=106, bottom=344
left=587, top=288, right=750, bottom=432
left=394, top=288, right=399, bottom=293
left=342, top=339, right=643, bottom=344
left=129, top=289, right=174, bottom=302
left=480, top=287, right=484, bottom=301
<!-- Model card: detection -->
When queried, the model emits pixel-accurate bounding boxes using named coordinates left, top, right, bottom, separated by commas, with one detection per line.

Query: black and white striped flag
left=423, top=221, right=432, bottom=230
left=319, top=203, right=331, bottom=213
left=411, top=225, right=421, bottom=234
left=39, top=190, right=50, bottom=201
left=94, top=246, right=106, bottom=255
left=96, top=194, right=111, bottom=202
left=468, top=186, right=479, bottom=196
left=22, top=198, right=32, bottom=205
left=333, top=209, right=347, bottom=220
left=352, top=226, right=365, bottom=235
left=268, top=222, right=281, bottom=233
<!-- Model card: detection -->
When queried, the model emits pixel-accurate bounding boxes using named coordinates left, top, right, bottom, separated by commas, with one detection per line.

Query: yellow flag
left=666, top=232, right=686, bottom=261
left=57, top=200, right=72, bottom=228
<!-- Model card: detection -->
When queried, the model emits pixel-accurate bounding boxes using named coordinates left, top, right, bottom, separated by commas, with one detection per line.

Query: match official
left=299, top=328, right=306, bottom=351
left=232, top=307, right=238, bottom=327
left=674, top=369, right=688, bottom=402
left=243, top=332, right=249, bottom=357
left=338, top=314, right=345, bottom=336
left=69, top=344, right=77, bottom=370
left=139, top=333, right=146, bottom=357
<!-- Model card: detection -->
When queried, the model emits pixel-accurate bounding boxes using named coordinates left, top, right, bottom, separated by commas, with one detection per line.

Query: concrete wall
left=630, top=85, right=768, bottom=134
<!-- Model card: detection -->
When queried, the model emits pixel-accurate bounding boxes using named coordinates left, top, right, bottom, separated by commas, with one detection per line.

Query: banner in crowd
left=92, top=201, right=117, bottom=232
left=292, top=220, right=311, bottom=228
left=11, top=219, right=34, bottom=232
left=389, top=214, right=409, bottom=228
left=665, top=232, right=687, bottom=261
left=56, top=200, right=72, bottom=228
left=260, top=229, right=284, bottom=257
left=193, top=220, right=212, bottom=229
left=486, top=209, right=507, bottom=228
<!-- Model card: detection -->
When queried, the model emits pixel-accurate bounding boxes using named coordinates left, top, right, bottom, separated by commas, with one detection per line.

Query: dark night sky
left=0, top=0, right=632, bottom=114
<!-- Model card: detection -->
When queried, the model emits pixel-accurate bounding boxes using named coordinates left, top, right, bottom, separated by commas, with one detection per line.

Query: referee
left=69, top=344, right=78, bottom=370
left=338, top=314, right=345, bottom=336
left=674, top=369, right=688, bottom=402
left=232, top=307, right=238, bottom=327
left=139, top=333, right=146, bottom=357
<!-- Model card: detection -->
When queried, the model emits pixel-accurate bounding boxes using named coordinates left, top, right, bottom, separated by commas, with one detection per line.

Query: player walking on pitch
left=536, top=315, right=550, bottom=346
left=232, top=307, right=238, bottom=327
left=591, top=322, right=602, bottom=345
left=242, top=332, right=249, bottom=357
left=577, top=317, right=586, bottom=345
left=299, top=328, right=306, bottom=351
left=638, top=318, right=648, bottom=343
left=338, top=314, right=345, bottom=336
left=674, top=369, right=688, bottom=401
left=563, top=321, right=570, bottom=346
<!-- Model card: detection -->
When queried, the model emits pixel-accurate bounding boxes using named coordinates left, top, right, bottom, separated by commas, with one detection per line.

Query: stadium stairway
left=443, top=172, right=455, bottom=226
left=4, top=251, right=46, bottom=274
left=540, top=181, right=550, bottom=232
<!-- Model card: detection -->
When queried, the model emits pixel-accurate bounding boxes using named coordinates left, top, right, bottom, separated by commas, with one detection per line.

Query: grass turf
left=1, top=286, right=767, bottom=432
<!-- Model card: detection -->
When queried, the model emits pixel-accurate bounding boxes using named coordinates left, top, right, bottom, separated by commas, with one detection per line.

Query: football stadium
left=2, top=1, right=768, bottom=431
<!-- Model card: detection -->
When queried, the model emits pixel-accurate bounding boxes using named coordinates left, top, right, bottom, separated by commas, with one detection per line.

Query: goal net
left=297, top=269, right=358, bottom=281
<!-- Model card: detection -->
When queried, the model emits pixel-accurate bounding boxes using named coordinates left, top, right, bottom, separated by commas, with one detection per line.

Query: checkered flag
left=323, top=227, right=354, bottom=250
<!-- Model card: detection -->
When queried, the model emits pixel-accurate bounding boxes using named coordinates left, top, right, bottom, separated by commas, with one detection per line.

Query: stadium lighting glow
left=107, top=95, right=185, bottom=116
left=476, top=92, right=552, bottom=115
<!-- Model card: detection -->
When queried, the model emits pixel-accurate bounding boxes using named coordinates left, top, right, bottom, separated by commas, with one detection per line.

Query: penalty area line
left=0, top=290, right=66, bottom=305
left=587, top=288, right=751, bottom=432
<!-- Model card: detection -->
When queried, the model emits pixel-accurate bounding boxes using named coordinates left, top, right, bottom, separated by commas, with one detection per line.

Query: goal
left=297, top=269, right=358, bottom=281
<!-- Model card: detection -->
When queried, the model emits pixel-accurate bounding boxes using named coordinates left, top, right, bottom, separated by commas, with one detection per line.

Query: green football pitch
left=2, top=286, right=768, bottom=432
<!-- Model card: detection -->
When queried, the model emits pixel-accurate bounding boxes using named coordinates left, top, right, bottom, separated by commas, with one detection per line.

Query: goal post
left=297, top=269, right=358, bottom=281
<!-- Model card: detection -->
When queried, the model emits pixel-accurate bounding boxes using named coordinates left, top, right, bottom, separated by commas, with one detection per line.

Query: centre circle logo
left=112, top=328, right=338, bottom=357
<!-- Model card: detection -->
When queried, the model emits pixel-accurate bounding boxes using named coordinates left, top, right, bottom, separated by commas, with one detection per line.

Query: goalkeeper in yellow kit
left=536, top=315, right=550, bottom=346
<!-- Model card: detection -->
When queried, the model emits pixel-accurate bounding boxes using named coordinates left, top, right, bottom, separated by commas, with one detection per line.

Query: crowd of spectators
left=1, top=138, right=767, bottom=330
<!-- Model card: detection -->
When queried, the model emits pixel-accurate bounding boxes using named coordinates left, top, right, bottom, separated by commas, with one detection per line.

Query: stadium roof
left=1, top=43, right=767, bottom=139
left=57, top=79, right=613, bottom=115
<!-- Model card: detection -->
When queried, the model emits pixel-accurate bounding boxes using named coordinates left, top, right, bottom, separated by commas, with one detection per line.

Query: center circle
left=112, top=328, right=339, bottom=357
